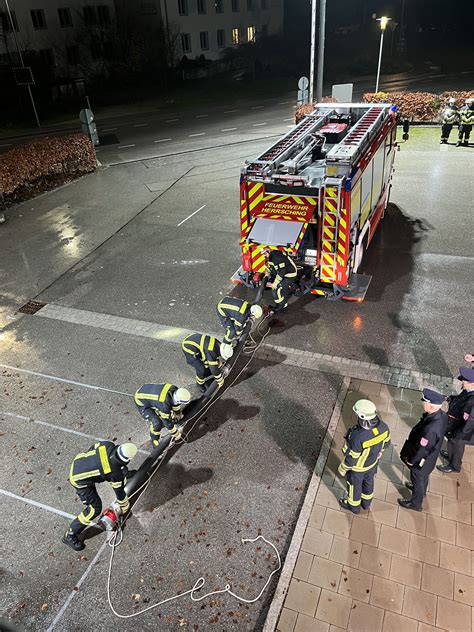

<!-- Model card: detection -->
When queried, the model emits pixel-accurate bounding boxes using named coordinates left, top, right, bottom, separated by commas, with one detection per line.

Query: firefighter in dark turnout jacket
left=399, top=388, right=447, bottom=512
left=263, top=248, right=298, bottom=312
left=63, top=441, right=137, bottom=551
left=182, top=333, right=233, bottom=393
left=338, top=400, right=390, bottom=513
left=217, top=296, right=263, bottom=345
left=134, top=383, right=191, bottom=446
left=437, top=367, right=474, bottom=473
left=457, top=98, right=474, bottom=146
left=440, top=98, right=459, bottom=143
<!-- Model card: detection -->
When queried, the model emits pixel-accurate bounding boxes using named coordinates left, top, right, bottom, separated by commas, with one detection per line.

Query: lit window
left=232, top=28, right=240, bottom=44
left=31, top=9, right=47, bottom=29
left=217, top=29, right=226, bottom=47
left=58, top=8, right=73, bottom=27
left=181, top=33, right=191, bottom=53
left=247, top=25, right=255, bottom=42
left=200, top=31, right=209, bottom=50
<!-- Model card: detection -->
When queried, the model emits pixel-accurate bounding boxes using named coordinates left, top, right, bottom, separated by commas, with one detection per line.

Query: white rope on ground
left=105, top=315, right=280, bottom=619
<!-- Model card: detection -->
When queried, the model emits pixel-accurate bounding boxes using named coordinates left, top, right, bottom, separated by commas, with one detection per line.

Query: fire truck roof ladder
left=326, top=106, right=387, bottom=166
left=245, top=112, right=331, bottom=177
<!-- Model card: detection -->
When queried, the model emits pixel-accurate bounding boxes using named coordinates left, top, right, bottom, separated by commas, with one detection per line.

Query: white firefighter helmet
left=220, top=343, right=234, bottom=361
left=353, top=399, right=377, bottom=421
left=250, top=304, right=263, bottom=319
left=173, top=387, right=191, bottom=405
left=117, top=443, right=138, bottom=463
left=448, top=97, right=456, bottom=104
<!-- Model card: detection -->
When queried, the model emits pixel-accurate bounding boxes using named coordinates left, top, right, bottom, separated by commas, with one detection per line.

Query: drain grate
left=18, top=300, right=47, bottom=314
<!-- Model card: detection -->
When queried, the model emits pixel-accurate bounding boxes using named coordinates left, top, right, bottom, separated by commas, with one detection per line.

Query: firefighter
left=398, top=388, right=447, bottom=512
left=338, top=400, right=390, bottom=514
left=437, top=367, right=474, bottom=473
left=457, top=98, right=474, bottom=146
left=263, top=247, right=298, bottom=313
left=217, top=296, right=263, bottom=345
left=439, top=98, right=459, bottom=144
left=63, top=441, right=137, bottom=551
left=134, top=383, right=191, bottom=447
left=182, top=333, right=234, bottom=393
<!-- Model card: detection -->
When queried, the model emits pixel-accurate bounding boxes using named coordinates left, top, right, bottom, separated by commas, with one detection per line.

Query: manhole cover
left=18, top=301, right=47, bottom=314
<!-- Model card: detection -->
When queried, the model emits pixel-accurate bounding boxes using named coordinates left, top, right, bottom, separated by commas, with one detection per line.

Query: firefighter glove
left=170, top=425, right=182, bottom=441
left=172, top=412, right=184, bottom=422
left=116, top=496, right=130, bottom=514
left=338, top=462, right=349, bottom=477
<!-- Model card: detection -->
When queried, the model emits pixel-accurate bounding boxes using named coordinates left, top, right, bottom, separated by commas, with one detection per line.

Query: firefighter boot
left=62, top=529, right=85, bottom=551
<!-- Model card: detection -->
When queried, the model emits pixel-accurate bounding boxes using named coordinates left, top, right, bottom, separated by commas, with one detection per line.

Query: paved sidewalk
left=274, top=379, right=473, bottom=632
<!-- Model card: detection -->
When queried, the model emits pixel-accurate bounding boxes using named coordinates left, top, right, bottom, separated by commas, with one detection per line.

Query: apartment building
left=159, top=0, right=284, bottom=61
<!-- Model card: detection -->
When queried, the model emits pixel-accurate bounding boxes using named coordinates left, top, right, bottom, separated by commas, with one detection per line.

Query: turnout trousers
left=345, top=468, right=377, bottom=513
left=69, top=485, right=102, bottom=535
left=271, top=278, right=292, bottom=312
left=184, top=354, right=212, bottom=389
left=441, top=123, right=454, bottom=142
left=458, top=124, right=472, bottom=143
left=217, top=314, right=244, bottom=344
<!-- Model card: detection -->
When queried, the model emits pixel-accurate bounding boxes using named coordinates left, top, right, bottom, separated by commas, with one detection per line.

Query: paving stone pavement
left=269, top=379, right=473, bottom=632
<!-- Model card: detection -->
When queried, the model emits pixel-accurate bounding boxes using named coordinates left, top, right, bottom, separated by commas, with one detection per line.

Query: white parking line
left=224, top=109, right=237, bottom=113
left=189, top=132, right=205, bottom=137
left=166, top=118, right=179, bottom=122
left=283, top=118, right=294, bottom=122
left=196, top=114, right=209, bottom=118
left=0, top=410, right=149, bottom=455
left=46, top=541, right=108, bottom=631
left=101, top=127, right=117, bottom=132
left=253, top=122, right=267, bottom=127
left=177, top=204, right=206, bottom=227
left=154, top=138, right=172, bottom=143
left=0, top=363, right=132, bottom=396
left=221, top=127, right=237, bottom=132
left=251, top=105, right=265, bottom=110
left=133, top=123, right=149, bottom=127
left=118, top=144, right=135, bottom=149
left=0, top=489, right=75, bottom=520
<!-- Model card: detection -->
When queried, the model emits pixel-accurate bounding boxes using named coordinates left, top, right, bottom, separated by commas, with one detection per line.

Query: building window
left=232, top=27, right=240, bottom=44
left=58, top=8, right=72, bottom=27
left=31, top=9, right=47, bottom=29
left=247, top=25, right=255, bottom=42
left=217, top=29, right=225, bottom=47
left=247, top=0, right=253, bottom=9
left=83, top=6, right=97, bottom=25
left=140, top=2, right=158, bottom=14
left=198, top=0, right=207, bottom=13
left=200, top=31, right=209, bottom=50
left=215, top=0, right=223, bottom=13
left=261, top=0, right=268, bottom=8
left=181, top=33, right=191, bottom=53
left=66, top=45, right=80, bottom=65
left=232, top=0, right=240, bottom=11
left=97, top=5, right=110, bottom=24
left=178, top=0, right=188, bottom=15
left=0, top=10, right=19, bottom=31
left=40, top=48, right=55, bottom=66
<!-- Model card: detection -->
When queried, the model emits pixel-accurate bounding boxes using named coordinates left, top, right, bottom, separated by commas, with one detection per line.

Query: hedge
left=295, top=91, right=474, bottom=124
left=0, top=134, right=96, bottom=208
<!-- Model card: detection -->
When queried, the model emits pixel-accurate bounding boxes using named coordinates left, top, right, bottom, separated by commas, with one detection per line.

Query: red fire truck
left=234, top=102, right=399, bottom=300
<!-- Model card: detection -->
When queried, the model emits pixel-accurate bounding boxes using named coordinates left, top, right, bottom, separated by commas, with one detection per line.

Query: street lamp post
left=309, top=0, right=317, bottom=103
left=316, top=0, right=326, bottom=103
left=375, top=16, right=391, bottom=93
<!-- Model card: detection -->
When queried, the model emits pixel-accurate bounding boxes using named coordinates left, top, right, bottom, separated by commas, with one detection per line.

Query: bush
left=295, top=91, right=474, bottom=124
left=0, top=134, right=96, bottom=208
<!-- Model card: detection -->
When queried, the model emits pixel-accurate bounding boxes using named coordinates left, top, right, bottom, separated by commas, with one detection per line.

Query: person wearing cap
left=457, top=97, right=474, bottom=147
left=337, top=399, right=391, bottom=513
left=437, top=367, right=474, bottom=473
left=63, top=440, right=137, bottom=551
left=182, top=333, right=233, bottom=393
left=217, top=296, right=263, bottom=346
left=134, top=383, right=191, bottom=447
left=440, top=97, right=459, bottom=144
left=263, top=247, right=298, bottom=313
left=398, top=388, right=448, bottom=512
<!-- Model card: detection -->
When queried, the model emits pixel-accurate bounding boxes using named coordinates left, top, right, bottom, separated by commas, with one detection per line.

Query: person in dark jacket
left=263, top=247, right=298, bottom=313
left=437, top=367, right=474, bottom=473
left=399, top=388, right=447, bottom=512
left=134, top=383, right=191, bottom=447
left=440, top=97, right=459, bottom=144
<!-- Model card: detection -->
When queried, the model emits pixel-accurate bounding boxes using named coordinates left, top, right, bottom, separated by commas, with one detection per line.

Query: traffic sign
left=298, top=76, right=309, bottom=91
left=13, top=67, right=34, bottom=86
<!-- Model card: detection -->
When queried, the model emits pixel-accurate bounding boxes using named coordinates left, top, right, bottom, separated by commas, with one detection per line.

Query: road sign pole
left=316, top=0, right=327, bottom=103
left=27, top=85, right=41, bottom=128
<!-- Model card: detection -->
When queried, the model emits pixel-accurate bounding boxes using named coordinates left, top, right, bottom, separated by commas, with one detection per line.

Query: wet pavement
left=0, top=125, right=472, bottom=630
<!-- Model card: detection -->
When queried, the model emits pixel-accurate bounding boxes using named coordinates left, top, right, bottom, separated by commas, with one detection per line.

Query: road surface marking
left=224, top=109, right=237, bottom=113
left=0, top=362, right=132, bottom=396
left=178, top=204, right=206, bottom=226
left=279, top=101, right=291, bottom=105
left=221, top=127, right=237, bottom=132
left=133, top=123, right=149, bottom=127
left=101, top=127, right=117, bottom=132
left=46, top=541, right=108, bottom=631
left=189, top=132, right=205, bottom=137
left=166, top=118, right=179, bottom=122
left=196, top=114, right=209, bottom=118
left=0, top=143, right=12, bottom=147
left=0, top=489, right=75, bottom=520
left=154, top=138, right=172, bottom=143
left=0, top=410, right=149, bottom=454
left=461, top=70, right=473, bottom=74
left=251, top=105, right=265, bottom=109
left=283, top=118, right=294, bottom=122
left=429, top=74, right=446, bottom=78
left=253, top=122, right=267, bottom=127
left=118, top=144, right=135, bottom=149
